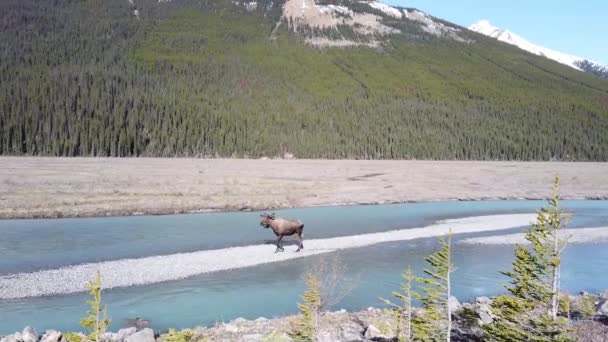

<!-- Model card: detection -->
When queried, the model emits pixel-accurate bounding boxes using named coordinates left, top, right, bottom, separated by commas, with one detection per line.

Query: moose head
left=259, top=212, right=276, bottom=228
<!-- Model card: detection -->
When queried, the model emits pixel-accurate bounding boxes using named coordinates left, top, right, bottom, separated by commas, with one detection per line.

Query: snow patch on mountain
left=469, top=19, right=583, bottom=70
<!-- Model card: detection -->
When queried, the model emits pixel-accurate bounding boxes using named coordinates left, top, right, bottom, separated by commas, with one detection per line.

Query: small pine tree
left=81, top=271, right=111, bottom=342
left=381, top=266, right=415, bottom=342
left=578, top=295, right=596, bottom=318
left=483, top=177, right=574, bottom=342
left=559, top=294, right=570, bottom=320
left=289, top=272, right=322, bottom=342
left=412, top=231, right=455, bottom=342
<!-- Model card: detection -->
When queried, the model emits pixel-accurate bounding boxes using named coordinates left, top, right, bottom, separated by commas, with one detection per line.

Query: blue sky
left=385, top=0, right=608, bottom=65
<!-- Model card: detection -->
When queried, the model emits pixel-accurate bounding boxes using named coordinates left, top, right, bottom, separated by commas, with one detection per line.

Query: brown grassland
left=1, top=157, right=607, bottom=219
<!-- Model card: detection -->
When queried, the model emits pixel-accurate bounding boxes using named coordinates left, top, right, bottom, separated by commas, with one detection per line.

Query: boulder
left=22, top=327, right=38, bottom=342
left=363, top=324, right=382, bottom=339
left=317, top=321, right=363, bottom=342
left=478, top=309, right=494, bottom=325
left=1, top=335, right=18, bottom=342
left=40, top=331, right=61, bottom=342
left=103, top=333, right=117, bottom=342
left=114, top=327, right=137, bottom=342
left=124, top=318, right=150, bottom=331
left=124, top=329, right=154, bottom=342
left=475, top=297, right=494, bottom=325
left=448, top=296, right=461, bottom=313
left=223, top=324, right=239, bottom=333
left=475, top=296, right=492, bottom=306
left=240, top=334, right=262, bottom=342
left=596, top=298, right=608, bottom=316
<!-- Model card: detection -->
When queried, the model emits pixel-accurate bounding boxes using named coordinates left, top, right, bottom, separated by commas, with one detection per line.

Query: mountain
left=1, top=0, right=608, bottom=160
left=469, top=19, right=606, bottom=75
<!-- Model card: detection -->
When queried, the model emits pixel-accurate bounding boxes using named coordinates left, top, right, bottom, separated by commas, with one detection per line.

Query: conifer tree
left=289, top=272, right=322, bottom=342
left=483, top=177, right=573, bottom=342
left=81, top=271, right=111, bottom=342
left=412, top=231, right=455, bottom=342
left=381, top=266, right=415, bottom=342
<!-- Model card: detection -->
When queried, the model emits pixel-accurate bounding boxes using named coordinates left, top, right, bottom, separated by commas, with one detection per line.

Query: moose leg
left=275, top=235, right=284, bottom=253
left=296, top=233, right=304, bottom=252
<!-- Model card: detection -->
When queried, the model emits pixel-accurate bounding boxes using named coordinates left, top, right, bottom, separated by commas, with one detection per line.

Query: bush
left=159, top=329, right=197, bottom=342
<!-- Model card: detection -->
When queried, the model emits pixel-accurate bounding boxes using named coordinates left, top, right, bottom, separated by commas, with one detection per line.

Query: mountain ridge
left=469, top=19, right=606, bottom=75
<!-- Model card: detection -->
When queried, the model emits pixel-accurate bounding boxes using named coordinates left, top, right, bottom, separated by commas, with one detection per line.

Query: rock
left=232, top=317, right=247, bottom=324
left=475, top=297, right=494, bottom=325
left=124, top=318, right=150, bottom=331
left=114, top=327, right=137, bottom=342
left=40, top=331, right=61, bottom=342
left=223, top=324, right=239, bottom=333
left=124, top=329, right=154, bottom=342
left=363, top=325, right=382, bottom=339
left=478, top=309, right=494, bottom=325
left=317, top=321, right=363, bottom=342
left=1, top=335, right=18, bottom=342
left=449, top=296, right=461, bottom=313
left=600, top=290, right=608, bottom=299
left=597, top=298, right=608, bottom=316
left=22, top=327, right=38, bottom=342
left=103, top=333, right=117, bottom=342
left=254, top=317, right=267, bottom=322
left=580, top=291, right=589, bottom=296
left=240, top=334, right=262, bottom=342
left=475, top=296, right=492, bottom=306
left=14, top=333, right=22, bottom=342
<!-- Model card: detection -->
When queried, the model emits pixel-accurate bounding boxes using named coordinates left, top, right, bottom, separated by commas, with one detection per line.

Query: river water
left=1, top=200, right=607, bottom=333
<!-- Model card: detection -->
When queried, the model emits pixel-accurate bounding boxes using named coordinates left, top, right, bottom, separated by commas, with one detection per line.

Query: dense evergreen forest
left=1, top=0, right=608, bottom=160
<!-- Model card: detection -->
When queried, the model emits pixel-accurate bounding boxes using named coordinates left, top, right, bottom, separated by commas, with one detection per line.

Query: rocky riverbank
left=3, top=293, right=608, bottom=342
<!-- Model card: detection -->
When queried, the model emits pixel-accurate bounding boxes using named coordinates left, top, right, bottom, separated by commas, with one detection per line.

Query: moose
left=259, top=213, right=304, bottom=253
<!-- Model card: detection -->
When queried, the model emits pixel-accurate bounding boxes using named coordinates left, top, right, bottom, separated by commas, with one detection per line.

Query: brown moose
left=259, top=213, right=304, bottom=253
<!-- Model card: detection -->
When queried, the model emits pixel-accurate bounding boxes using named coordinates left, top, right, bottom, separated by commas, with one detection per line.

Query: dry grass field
left=1, top=157, right=607, bottom=219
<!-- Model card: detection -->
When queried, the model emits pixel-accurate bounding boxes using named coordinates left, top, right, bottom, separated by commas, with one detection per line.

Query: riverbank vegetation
left=2, top=0, right=608, bottom=160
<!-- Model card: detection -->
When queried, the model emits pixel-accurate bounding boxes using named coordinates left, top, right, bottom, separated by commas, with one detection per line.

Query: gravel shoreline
left=0, top=214, right=536, bottom=299
left=460, top=227, right=608, bottom=245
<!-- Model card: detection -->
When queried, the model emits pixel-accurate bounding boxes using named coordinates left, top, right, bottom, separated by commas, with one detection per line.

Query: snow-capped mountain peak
left=469, top=19, right=504, bottom=38
left=469, top=19, right=583, bottom=70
